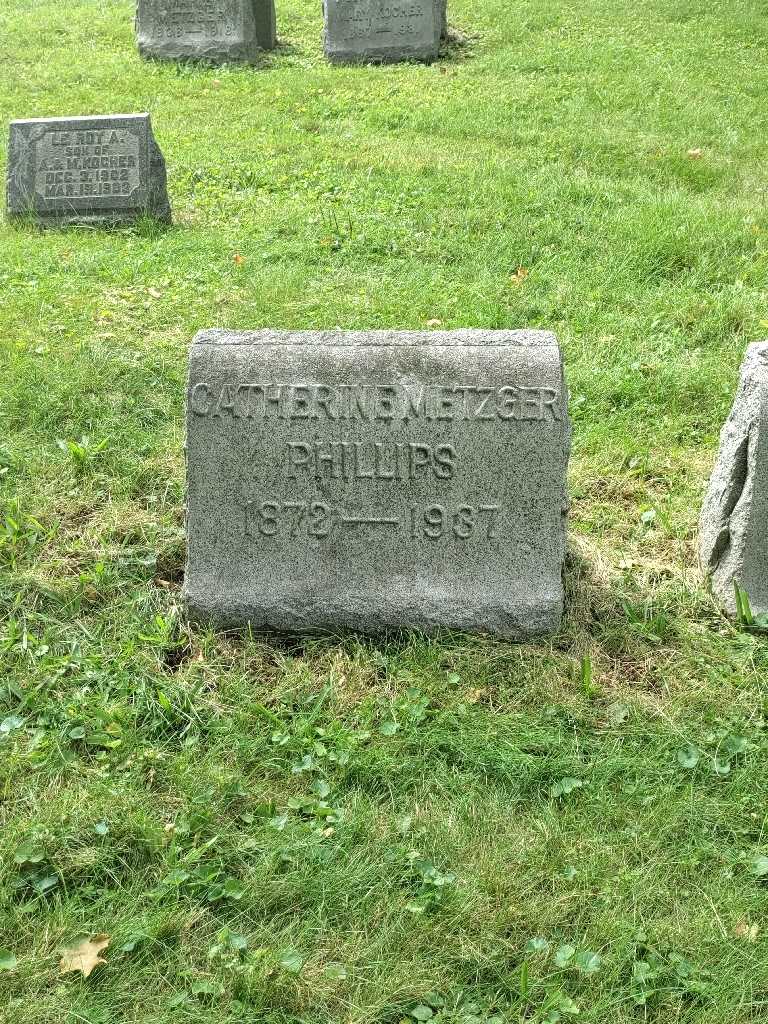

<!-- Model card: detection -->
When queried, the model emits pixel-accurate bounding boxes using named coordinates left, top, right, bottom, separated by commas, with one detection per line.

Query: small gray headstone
left=184, top=329, right=571, bottom=638
left=324, top=0, right=440, bottom=64
left=136, top=0, right=276, bottom=63
left=700, top=342, right=768, bottom=615
left=6, top=113, right=171, bottom=226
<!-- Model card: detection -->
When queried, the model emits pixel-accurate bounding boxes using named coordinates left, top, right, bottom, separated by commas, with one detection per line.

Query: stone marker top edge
left=191, top=328, right=560, bottom=350
left=10, top=113, right=152, bottom=128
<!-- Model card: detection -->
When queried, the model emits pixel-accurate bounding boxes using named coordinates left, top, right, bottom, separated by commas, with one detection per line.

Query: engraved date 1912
left=245, top=500, right=501, bottom=541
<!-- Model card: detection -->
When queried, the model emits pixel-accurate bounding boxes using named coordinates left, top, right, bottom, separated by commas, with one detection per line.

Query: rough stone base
left=699, top=342, right=768, bottom=615
left=439, top=0, right=448, bottom=39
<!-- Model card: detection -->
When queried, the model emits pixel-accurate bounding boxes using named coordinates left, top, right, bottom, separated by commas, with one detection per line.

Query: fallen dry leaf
left=465, top=687, right=487, bottom=704
left=233, top=253, right=245, bottom=266
left=425, top=318, right=443, bottom=327
left=147, top=287, right=163, bottom=299
left=59, top=935, right=110, bottom=978
left=734, top=921, right=759, bottom=942
left=510, top=267, right=529, bottom=285
left=687, top=148, right=703, bottom=159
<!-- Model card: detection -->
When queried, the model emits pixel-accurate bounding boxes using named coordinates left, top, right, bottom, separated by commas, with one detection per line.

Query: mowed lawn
left=2, top=1, right=768, bottom=1021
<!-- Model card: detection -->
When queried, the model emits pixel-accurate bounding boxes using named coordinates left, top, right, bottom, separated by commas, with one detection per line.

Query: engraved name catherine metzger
left=190, top=382, right=564, bottom=422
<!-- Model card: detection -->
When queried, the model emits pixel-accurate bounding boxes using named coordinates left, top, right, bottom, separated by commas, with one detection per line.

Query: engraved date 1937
left=245, top=500, right=501, bottom=541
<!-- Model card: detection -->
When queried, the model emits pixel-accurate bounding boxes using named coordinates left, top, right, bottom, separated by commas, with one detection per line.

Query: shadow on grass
left=5, top=211, right=174, bottom=237
left=440, top=24, right=478, bottom=62
left=141, top=40, right=303, bottom=74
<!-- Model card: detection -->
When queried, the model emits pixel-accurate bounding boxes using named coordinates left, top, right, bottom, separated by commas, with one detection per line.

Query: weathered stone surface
left=700, top=342, right=768, bottom=615
left=324, top=0, right=440, bottom=64
left=184, top=329, right=571, bottom=638
left=6, top=113, right=171, bottom=226
left=136, top=0, right=276, bottom=63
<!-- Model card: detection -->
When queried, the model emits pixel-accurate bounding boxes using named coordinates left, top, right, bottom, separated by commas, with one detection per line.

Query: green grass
left=2, top=0, right=768, bottom=1020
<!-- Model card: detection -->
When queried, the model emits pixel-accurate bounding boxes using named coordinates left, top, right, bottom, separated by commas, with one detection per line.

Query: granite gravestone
left=136, top=0, right=276, bottom=62
left=6, top=114, right=171, bottom=226
left=700, top=342, right=768, bottom=615
left=324, top=0, right=440, bottom=64
left=185, top=329, right=571, bottom=638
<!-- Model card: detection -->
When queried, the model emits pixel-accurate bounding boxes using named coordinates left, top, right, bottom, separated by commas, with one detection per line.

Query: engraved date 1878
left=245, top=500, right=501, bottom=541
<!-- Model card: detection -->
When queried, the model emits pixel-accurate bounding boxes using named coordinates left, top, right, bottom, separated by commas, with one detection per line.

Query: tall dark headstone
left=6, top=113, right=171, bottom=226
left=324, top=0, right=440, bottom=64
left=184, top=329, right=571, bottom=639
left=136, top=0, right=276, bottom=63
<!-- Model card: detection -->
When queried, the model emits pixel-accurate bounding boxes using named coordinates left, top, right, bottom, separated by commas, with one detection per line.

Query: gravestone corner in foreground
left=700, top=341, right=768, bottom=616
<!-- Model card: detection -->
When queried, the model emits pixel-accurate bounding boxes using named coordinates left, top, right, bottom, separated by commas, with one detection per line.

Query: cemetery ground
left=1, top=0, right=768, bottom=1021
